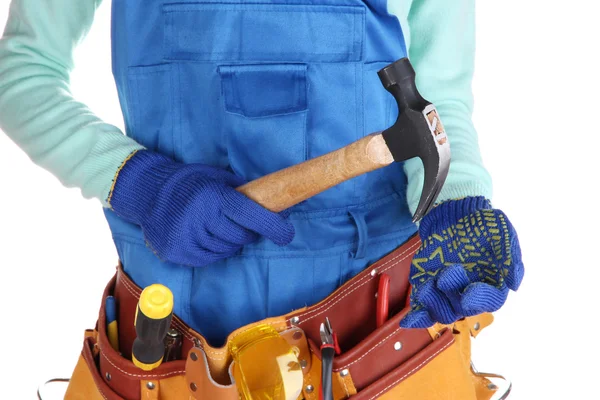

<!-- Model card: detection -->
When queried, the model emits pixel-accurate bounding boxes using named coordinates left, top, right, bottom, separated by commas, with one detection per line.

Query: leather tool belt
left=64, top=235, right=507, bottom=400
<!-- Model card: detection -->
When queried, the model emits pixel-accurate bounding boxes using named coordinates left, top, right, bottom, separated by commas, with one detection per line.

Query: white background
left=1, top=1, right=598, bottom=399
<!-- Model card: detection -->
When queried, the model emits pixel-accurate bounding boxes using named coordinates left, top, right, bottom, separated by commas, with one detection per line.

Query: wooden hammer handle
left=237, top=134, right=394, bottom=212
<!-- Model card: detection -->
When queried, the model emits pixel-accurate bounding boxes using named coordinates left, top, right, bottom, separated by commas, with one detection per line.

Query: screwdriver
left=132, top=284, right=174, bottom=371
left=105, top=296, right=120, bottom=351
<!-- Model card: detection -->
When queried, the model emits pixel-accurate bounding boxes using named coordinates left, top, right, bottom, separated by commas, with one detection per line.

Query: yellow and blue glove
left=401, top=197, right=524, bottom=328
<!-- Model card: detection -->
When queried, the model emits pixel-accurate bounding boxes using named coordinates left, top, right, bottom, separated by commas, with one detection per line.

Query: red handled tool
left=376, top=273, right=391, bottom=327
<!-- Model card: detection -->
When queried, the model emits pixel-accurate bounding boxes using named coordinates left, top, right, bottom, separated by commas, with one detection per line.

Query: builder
left=0, top=0, right=524, bottom=399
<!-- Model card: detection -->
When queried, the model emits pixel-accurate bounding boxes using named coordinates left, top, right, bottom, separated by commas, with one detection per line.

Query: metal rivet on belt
left=293, top=331, right=303, bottom=340
left=300, top=359, right=307, bottom=369
left=291, top=316, right=300, bottom=325
left=474, top=322, right=481, bottom=331
left=394, top=341, right=403, bottom=351
left=146, top=382, right=155, bottom=390
left=305, top=385, right=314, bottom=393
left=190, top=382, right=197, bottom=392
left=190, top=352, right=198, bottom=362
left=370, top=269, right=377, bottom=276
left=340, top=369, right=349, bottom=377
left=105, top=372, right=111, bottom=381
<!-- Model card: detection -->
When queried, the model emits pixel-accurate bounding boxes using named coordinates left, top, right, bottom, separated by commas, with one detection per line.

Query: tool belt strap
left=64, top=235, right=503, bottom=400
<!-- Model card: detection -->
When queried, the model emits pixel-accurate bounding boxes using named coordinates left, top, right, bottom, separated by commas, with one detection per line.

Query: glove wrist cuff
left=109, top=150, right=181, bottom=225
left=420, top=196, right=492, bottom=237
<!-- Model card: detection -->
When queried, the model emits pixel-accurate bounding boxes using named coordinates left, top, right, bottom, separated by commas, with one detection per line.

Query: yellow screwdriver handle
left=132, top=284, right=174, bottom=371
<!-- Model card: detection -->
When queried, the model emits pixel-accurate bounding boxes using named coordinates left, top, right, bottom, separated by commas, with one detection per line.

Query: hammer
left=237, top=58, right=451, bottom=222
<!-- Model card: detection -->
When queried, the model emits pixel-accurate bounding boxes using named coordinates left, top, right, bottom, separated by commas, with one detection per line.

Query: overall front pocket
left=126, top=64, right=177, bottom=158
left=218, top=64, right=308, bottom=180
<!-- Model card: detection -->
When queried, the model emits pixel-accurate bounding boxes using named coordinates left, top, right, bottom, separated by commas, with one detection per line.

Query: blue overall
left=107, top=0, right=416, bottom=346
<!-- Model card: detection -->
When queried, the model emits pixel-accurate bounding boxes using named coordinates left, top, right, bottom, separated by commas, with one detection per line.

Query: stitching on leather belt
left=293, top=240, right=420, bottom=324
left=100, top=350, right=185, bottom=379
left=367, top=339, right=454, bottom=400
left=335, top=327, right=402, bottom=370
left=294, top=240, right=419, bottom=323
left=117, top=238, right=419, bottom=360
left=341, top=373, right=350, bottom=397
left=98, top=385, right=108, bottom=400
left=97, top=387, right=108, bottom=400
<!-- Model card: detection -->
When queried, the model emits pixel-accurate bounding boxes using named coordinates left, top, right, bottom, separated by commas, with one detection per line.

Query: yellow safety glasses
left=229, top=324, right=304, bottom=400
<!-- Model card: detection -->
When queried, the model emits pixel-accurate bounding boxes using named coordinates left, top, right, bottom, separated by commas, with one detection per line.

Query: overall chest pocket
left=162, top=2, right=365, bottom=180
left=218, top=64, right=308, bottom=179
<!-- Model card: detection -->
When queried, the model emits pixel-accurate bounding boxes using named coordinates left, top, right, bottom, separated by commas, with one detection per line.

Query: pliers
left=319, top=318, right=336, bottom=400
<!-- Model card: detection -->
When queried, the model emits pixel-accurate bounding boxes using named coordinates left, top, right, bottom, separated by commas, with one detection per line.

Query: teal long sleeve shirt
left=0, top=0, right=492, bottom=212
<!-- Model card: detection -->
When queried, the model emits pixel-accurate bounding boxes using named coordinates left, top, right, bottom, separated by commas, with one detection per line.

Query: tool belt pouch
left=63, top=270, right=189, bottom=400
left=65, top=236, right=506, bottom=400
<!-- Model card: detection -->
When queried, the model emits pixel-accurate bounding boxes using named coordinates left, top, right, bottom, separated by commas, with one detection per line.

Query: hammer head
left=378, top=59, right=451, bottom=222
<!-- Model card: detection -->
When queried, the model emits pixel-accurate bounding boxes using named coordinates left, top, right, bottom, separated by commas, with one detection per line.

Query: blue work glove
left=401, top=197, right=524, bottom=328
left=108, top=150, right=295, bottom=267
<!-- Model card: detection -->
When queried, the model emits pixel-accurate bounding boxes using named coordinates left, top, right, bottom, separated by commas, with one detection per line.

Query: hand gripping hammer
left=238, top=58, right=451, bottom=222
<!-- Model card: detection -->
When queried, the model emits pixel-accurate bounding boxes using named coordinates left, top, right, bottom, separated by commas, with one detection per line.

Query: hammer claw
left=412, top=176, right=444, bottom=223
left=412, top=140, right=450, bottom=222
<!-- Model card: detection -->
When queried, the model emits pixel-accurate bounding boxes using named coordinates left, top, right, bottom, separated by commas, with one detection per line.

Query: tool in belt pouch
left=64, top=236, right=510, bottom=400
left=63, top=60, right=508, bottom=399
